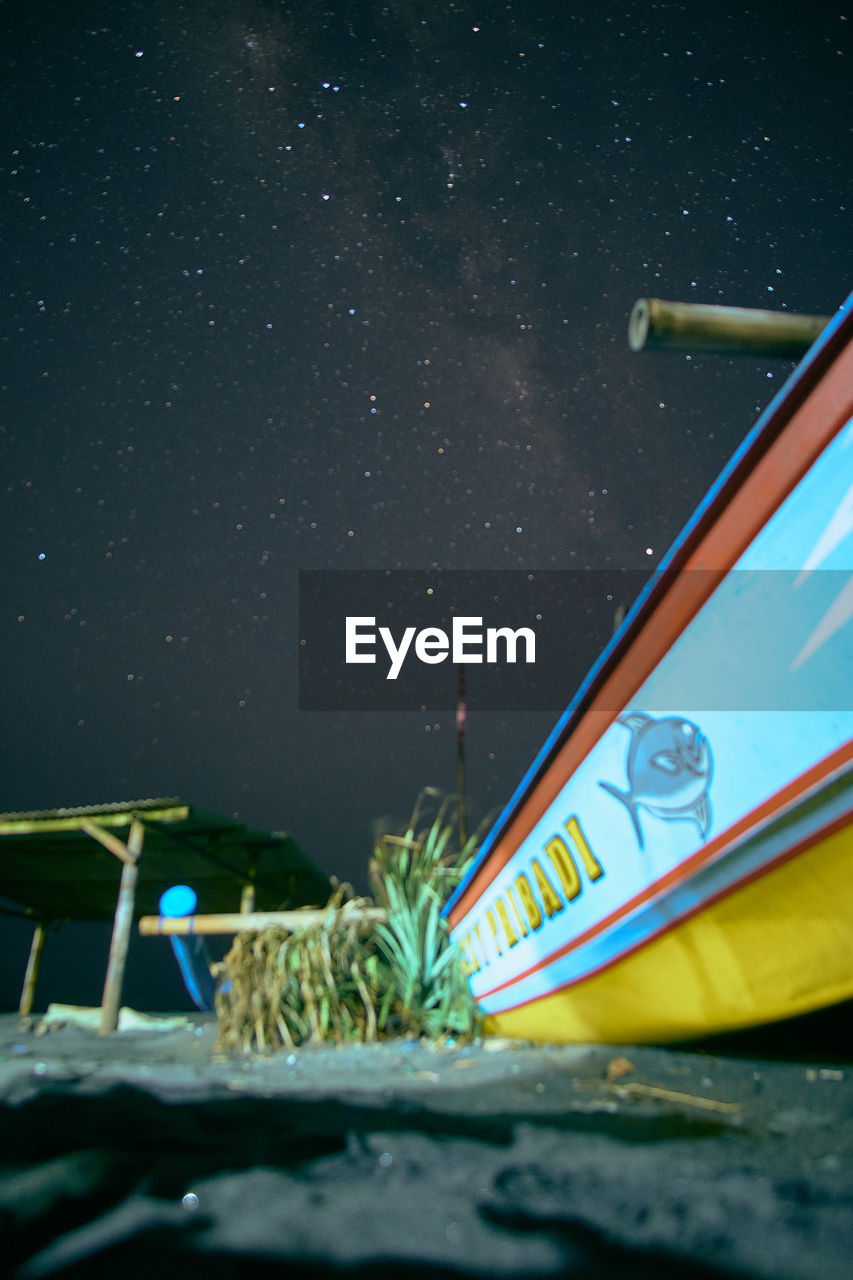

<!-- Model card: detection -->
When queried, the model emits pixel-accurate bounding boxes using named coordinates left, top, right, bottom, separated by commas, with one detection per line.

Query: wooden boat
left=444, top=294, right=853, bottom=1044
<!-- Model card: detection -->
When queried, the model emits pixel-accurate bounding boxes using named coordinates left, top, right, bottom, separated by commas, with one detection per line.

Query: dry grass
left=215, top=885, right=386, bottom=1054
left=216, top=791, right=483, bottom=1054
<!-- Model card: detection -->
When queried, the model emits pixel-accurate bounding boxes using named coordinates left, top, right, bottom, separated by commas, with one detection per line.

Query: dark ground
left=2, top=1006, right=853, bottom=1279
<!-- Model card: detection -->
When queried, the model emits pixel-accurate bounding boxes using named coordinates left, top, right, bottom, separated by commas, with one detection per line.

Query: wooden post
left=456, top=665, right=467, bottom=849
left=19, top=921, right=46, bottom=1017
left=99, top=819, right=143, bottom=1035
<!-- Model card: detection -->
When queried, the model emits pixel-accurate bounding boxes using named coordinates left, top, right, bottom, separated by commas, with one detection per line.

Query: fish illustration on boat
left=599, top=712, right=713, bottom=848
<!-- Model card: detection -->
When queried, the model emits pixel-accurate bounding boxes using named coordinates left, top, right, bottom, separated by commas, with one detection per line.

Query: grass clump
left=214, top=885, right=386, bottom=1054
left=369, top=789, right=481, bottom=1040
left=216, top=790, right=482, bottom=1054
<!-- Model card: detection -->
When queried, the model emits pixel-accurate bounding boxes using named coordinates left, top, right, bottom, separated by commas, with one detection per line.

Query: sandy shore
left=2, top=1009, right=852, bottom=1278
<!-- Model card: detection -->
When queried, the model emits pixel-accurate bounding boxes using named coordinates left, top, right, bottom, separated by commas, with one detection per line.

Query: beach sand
left=2, top=1009, right=852, bottom=1278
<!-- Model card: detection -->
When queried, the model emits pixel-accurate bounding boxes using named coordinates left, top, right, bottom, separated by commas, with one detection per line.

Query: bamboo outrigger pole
left=629, top=298, right=830, bottom=359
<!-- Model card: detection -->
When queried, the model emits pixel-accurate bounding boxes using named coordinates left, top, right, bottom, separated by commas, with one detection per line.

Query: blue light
left=159, top=884, right=198, bottom=918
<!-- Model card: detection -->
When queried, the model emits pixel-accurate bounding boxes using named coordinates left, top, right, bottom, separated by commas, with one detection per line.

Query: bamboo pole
left=99, top=819, right=144, bottom=1034
left=629, top=298, right=830, bottom=358
left=19, top=922, right=46, bottom=1017
left=80, top=818, right=136, bottom=865
left=0, top=803, right=188, bottom=837
left=456, top=665, right=467, bottom=849
left=139, top=906, right=387, bottom=937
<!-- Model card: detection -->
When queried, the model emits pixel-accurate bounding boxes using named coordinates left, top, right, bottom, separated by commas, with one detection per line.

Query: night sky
left=1, top=1, right=850, bottom=1008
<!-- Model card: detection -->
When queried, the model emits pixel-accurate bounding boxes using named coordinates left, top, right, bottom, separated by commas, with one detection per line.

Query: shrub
left=216, top=791, right=483, bottom=1053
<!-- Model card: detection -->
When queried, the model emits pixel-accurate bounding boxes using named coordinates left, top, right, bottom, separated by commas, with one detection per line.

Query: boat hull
left=446, top=293, right=853, bottom=1044
left=480, top=782, right=853, bottom=1044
